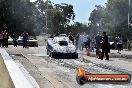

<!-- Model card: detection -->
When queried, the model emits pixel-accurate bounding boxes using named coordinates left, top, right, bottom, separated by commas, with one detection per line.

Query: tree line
left=0, top=0, right=89, bottom=36
left=89, top=0, right=132, bottom=41
left=0, top=0, right=131, bottom=41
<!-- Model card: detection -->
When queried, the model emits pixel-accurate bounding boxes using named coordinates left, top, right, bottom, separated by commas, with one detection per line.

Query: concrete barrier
left=0, top=54, right=15, bottom=88
left=0, top=48, right=38, bottom=88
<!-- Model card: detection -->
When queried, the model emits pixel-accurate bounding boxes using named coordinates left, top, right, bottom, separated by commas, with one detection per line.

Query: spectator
left=91, top=38, right=95, bottom=52
left=68, top=33, right=74, bottom=44
left=3, top=30, right=9, bottom=48
left=117, top=36, right=123, bottom=54
left=95, top=32, right=102, bottom=55
left=22, top=31, right=29, bottom=48
left=101, top=32, right=110, bottom=60
left=12, top=32, right=18, bottom=47
left=114, top=37, right=118, bottom=49
left=78, top=34, right=84, bottom=51
left=75, top=33, right=79, bottom=50
left=84, top=35, right=91, bottom=51
left=0, top=31, right=3, bottom=47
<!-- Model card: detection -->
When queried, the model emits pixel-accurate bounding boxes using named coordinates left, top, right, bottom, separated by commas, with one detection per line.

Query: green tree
left=47, top=2, right=75, bottom=34
left=89, top=5, right=106, bottom=35
left=0, top=0, right=38, bottom=36
left=67, top=22, right=90, bottom=36
left=89, top=0, right=132, bottom=41
left=106, top=0, right=131, bottom=41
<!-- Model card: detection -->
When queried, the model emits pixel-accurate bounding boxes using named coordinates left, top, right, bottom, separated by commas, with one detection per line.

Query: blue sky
left=31, top=0, right=107, bottom=23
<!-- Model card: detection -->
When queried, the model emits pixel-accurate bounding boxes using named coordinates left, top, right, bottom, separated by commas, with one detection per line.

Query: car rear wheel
left=75, top=53, right=78, bottom=59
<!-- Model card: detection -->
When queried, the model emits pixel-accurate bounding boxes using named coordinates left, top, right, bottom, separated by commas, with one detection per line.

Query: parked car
left=28, top=36, right=38, bottom=47
left=17, top=36, right=23, bottom=45
left=8, top=36, right=23, bottom=45
left=46, top=34, right=78, bottom=59
left=8, top=36, right=38, bottom=47
left=109, top=41, right=115, bottom=49
left=8, top=37, right=13, bottom=45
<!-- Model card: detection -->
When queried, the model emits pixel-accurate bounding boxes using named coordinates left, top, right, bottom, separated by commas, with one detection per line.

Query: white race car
left=46, top=35, right=78, bottom=59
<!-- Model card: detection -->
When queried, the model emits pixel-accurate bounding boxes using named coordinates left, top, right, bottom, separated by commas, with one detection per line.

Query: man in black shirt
left=101, top=32, right=109, bottom=60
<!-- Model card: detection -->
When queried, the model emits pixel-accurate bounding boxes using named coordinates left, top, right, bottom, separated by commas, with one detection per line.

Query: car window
left=59, top=41, right=68, bottom=46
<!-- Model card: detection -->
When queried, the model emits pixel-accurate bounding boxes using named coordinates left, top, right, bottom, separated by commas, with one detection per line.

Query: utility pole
left=45, top=0, right=48, bottom=34
left=127, top=0, right=130, bottom=49
left=128, top=0, right=130, bottom=31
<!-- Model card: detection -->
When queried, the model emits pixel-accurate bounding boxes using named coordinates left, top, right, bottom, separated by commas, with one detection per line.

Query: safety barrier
left=0, top=48, right=38, bottom=88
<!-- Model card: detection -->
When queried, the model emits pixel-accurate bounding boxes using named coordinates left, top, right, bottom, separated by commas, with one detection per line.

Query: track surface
left=5, top=45, right=132, bottom=88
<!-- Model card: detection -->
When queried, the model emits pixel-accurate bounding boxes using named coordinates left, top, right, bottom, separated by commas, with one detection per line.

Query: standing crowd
left=68, top=32, right=110, bottom=60
left=0, top=30, right=29, bottom=48
left=68, top=31, right=125, bottom=60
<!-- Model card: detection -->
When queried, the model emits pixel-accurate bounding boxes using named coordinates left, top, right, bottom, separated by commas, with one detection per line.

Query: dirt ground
left=4, top=36, right=132, bottom=88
